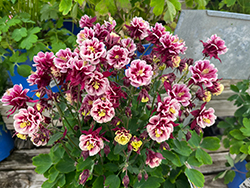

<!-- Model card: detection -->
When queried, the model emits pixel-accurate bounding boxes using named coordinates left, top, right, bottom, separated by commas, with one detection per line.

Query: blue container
left=136, top=43, right=153, bottom=58
left=0, top=123, right=14, bottom=162
left=227, top=160, right=248, bottom=188
left=62, top=20, right=81, bottom=35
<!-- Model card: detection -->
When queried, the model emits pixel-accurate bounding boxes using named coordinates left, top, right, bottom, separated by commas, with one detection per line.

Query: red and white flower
left=80, top=38, right=106, bottom=65
left=76, top=27, right=95, bottom=45
left=79, top=127, right=104, bottom=156
left=145, top=149, right=165, bottom=168
left=146, top=115, right=177, bottom=143
left=90, top=98, right=115, bottom=123
left=169, top=84, right=192, bottom=107
left=157, top=96, right=180, bottom=121
left=85, top=71, right=110, bottom=96
left=120, top=38, right=137, bottom=57
left=189, top=60, right=218, bottom=87
left=107, top=45, right=130, bottom=69
left=13, top=106, right=43, bottom=135
left=200, top=34, right=228, bottom=62
left=126, top=17, right=150, bottom=40
left=125, top=59, right=153, bottom=87
left=54, top=48, right=76, bottom=73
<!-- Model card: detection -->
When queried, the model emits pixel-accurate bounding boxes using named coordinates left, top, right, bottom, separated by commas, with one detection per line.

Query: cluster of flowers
left=1, top=15, right=227, bottom=187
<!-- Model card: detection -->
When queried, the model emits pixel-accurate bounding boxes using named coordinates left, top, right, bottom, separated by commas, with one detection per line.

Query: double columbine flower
left=1, top=14, right=228, bottom=187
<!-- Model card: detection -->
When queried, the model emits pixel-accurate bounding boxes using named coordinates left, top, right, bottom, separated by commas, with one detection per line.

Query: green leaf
left=230, top=129, right=245, bottom=140
left=33, top=154, right=53, bottom=174
left=229, top=141, right=244, bottom=154
left=41, top=4, right=59, bottom=21
left=173, top=139, right=193, bottom=156
left=246, top=162, right=250, bottom=170
left=93, top=176, right=104, bottom=188
left=200, top=137, right=220, bottom=151
left=164, top=0, right=176, bottom=22
left=51, top=144, right=65, bottom=163
left=187, top=156, right=203, bottom=167
left=7, top=18, right=21, bottom=26
left=150, top=0, right=165, bottom=16
left=225, top=155, right=234, bottom=167
left=95, top=0, right=109, bottom=15
left=134, top=177, right=163, bottom=188
left=104, top=175, right=120, bottom=188
left=47, top=132, right=64, bottom=145
left=161, top=150, right=182, bottom=167
left=188, top=131, right=201, bottom=147
left=55, top=155, right=75, bottom=173
left=170, top=0, right=182, bottom=10
left=17, top=64, right=32, bottom=77
left=76, top=157, right=94, bottom=171
left=185, top=168, right=204, bottom=187
left=163, top=179, right=175, bottom=188
left=42, top=180, right=56, bottom=188
left=227, top=94, right=238, bottom=101
left=59, top=0, right=72, bottom=15
left=217, top=121, right=231, bottom=129
left=194, top=0, right=206, bottom=9
left=224, top=170, right=235, bottom=184
left=225, top=0, right=236, bottom=6
left=71, top=3, right=78, bottom=19
left=213, top=170, right=228, bottom=180
left=103, top=163, right=119, bottom=172
left=51, top=42, right=67, bottom=53
left=195, top=148, right=212, bottom=165
left=235, top=106, right=249, bottom=117
left=19, top=27, right=42, bottom=50
left=57, top=174, right=66, bottom=187
left=223, top=137, right=230, bottom=148
left=12, top=28, right=28, bottom=42
left=9, top=51, right=27, bottom=63
left=114, top=143, right=127, bottom=155
left=240, top=118, right=250, bottom=136
left=230, top=84, right=239, bottom=92
left=48, top=166, right=59, bottom=183
left=185, top=0, right=194, bottom=7
left=240, top=144, right=249, bottom=154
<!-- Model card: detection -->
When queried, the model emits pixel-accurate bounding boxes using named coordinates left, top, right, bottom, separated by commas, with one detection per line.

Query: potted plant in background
left=0, top=0, right=84, bottom=97
left=0, top=64, right=14, bottom=161
left=214, top=79, right=250, bottom=187
left=1, top=13, right=228, bottom=187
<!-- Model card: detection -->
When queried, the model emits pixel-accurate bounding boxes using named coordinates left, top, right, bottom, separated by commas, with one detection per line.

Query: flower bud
left=81, top=151, right=89, bottom=160
left=104, top=145, right=110, bottom=156
left=185, top=131, right=192, bottom=141
left=137, top=43, right=145, bottom=53
left=137, top=172, right=142, bottom=182
left=122, top=175, right=130, bottom=188
left=144, top=172, right=148, bottom=181
left=125, top=107, right=132, bottom=117
left=79, top=169, right=90, bottom=185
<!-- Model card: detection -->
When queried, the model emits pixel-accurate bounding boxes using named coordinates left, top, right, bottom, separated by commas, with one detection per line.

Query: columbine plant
left=1, top=15, right=228, bottom=188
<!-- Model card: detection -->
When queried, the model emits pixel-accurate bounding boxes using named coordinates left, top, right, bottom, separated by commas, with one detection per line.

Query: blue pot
left=136, top=43, right=153, bottom=57
left=0, top=123, right=14, bottom=162
left=227, top=160, right=248, bottom=188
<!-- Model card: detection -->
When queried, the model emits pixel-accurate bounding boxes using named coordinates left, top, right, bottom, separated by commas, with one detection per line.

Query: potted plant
left=0, top=64, right=14, bottom=161
left=214, top=79, right=250, bottom=187
left=1, top=15, right=227, bottom=187
left=0, top=0, right=83, bottom=97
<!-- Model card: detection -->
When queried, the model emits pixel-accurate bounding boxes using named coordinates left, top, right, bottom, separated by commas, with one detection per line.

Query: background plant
left=215, top=80, right=250, bottom=184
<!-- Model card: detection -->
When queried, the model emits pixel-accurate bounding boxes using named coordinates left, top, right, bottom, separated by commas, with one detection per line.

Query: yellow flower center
left=141, top=97, right=149, bottom=103
left=60, top=56, right=67, bottom=61
left=131, top=140, right=142, bottom=151
left=36, top=92, right=41, bottom=98
left=20, top=121, right=31, bottom=128
left=202, top=68, right=210, bottom=74
left=169, top=107, right=176, bottom=114
left=137, top=69, right=144, bottom=76
left=172, top=56, right=181, bottom=68
left=177, top=92, right=185, bottom=97
left=82, top=111, right=90, bottom=116
left=36, top=103, right=43, bottom=111
left=98, top=109, right=106, bottom=117
left=17, top=133, right=27, bottom=140
left=214, top=83, right=224, bottom=96
left=202, top=91, right=211, bottom=102
left=88, top=46, right=95, bottom=53
left=86, top=141, right=94, bottom=150
left=203, top=118, right=211, bottom=124
left=159, top=64, right=166, bottom=71
left=115, top=55, right=119, bottom=59
left=92, top=81, right=100, bottom=90
left=80, top=33, right=85, bottom=39
left=155, top=129, right=163, bottom=138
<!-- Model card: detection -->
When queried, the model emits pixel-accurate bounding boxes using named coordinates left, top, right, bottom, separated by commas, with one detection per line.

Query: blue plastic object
left=0, top=124, right=14, bottom=162
left=227, top=160, right=248, bottom=188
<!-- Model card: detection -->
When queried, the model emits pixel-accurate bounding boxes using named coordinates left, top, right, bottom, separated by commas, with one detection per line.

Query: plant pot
left=227, top=160, right=248, bottom=188
left=0, top=122, right=14, bottom=162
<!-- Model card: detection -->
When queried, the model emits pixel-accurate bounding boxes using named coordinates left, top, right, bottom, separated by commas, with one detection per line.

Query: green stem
left=61, top=141, right=77, bottom=162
